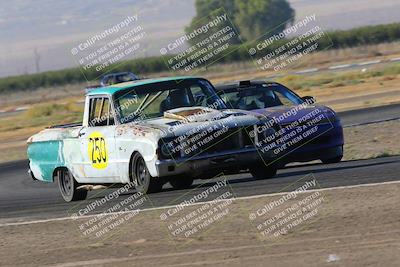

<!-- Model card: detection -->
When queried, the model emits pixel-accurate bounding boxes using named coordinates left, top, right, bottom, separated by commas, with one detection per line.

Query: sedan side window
left=88, top=97, right=115, bottom=127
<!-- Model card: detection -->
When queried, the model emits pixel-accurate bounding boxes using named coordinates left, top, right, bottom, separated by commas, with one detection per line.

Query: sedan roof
left=215, top=80, right=278, bottom=92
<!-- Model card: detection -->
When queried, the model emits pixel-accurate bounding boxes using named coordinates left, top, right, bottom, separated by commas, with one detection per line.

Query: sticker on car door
left=88, top=132, right=108, bottom=169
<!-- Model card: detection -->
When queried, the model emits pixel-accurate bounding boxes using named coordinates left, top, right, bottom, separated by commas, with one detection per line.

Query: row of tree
left=2, top=22, right=400, bottom=94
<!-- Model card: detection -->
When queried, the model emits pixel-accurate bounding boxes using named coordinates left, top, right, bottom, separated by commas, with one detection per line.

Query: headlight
left=158, top=138, right=179, bottom=159
left=255, top=124, right=277, bottom=144
left=323, top=108, right=339, bottom=123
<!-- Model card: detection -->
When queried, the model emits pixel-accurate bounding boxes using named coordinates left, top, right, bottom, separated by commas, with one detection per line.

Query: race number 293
left=88, top=132, right=108, bottom=169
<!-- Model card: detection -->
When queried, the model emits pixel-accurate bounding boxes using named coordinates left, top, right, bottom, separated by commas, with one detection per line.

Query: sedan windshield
left=220, top=83, right=304, bottom=110
left=113, top=78, right=226, bottom=123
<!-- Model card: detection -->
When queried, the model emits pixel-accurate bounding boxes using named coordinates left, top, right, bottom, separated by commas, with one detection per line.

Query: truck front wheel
left=57, top=169, right=88, bottom=202
left=131, top=153, right=163, bottom=194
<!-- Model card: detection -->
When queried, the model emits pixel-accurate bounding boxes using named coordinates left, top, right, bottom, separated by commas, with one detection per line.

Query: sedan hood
left=251, top=104, right=338, bottom=124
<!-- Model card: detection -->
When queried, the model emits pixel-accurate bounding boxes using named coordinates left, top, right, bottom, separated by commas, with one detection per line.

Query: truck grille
left=159, top=125, right=263, bottom=160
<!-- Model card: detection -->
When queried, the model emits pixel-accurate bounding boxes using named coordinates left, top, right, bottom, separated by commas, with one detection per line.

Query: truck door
left=77, top=95, right=119, bottom=182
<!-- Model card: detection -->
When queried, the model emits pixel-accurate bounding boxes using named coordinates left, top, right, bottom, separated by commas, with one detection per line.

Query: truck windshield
left=113, top=79, right=226, bottom=123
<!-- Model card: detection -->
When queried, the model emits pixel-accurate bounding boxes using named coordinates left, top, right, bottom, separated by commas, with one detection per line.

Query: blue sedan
left=215, top=80, right=344, bottom=170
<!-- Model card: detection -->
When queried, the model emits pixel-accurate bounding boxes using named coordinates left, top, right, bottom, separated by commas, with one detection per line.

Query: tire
left=169, top=176, right=194, bottom=190
left=131, top=153, right=163, bottom=194
left=322, top=155, right=343, bottom=164
left=250, top=165, right=277, bottom=180
left=57, top=169, right=87, bottom=202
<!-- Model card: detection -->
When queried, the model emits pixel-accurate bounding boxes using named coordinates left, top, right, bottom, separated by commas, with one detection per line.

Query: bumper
left=155, top=148, right=267, bottom=177
left=278, top=121, right=344, bottom=165
left=28, top=168, right=38, bottom=181
left=278, top=145, right=343, bottom=166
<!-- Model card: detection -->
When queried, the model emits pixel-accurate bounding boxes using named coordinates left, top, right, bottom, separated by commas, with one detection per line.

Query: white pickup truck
left=27, top=77, right=277, bottom=202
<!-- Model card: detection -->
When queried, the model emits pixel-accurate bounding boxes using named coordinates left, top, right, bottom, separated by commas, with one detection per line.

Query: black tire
left=57, top=169, right=87, bottom=202
left=169, top=175, right=194, bottom=190
left=131, top=153, right=163, bottom=194
left=249, top=165, right=277, bottom=180
left=322, top=155, right=343, bottom=164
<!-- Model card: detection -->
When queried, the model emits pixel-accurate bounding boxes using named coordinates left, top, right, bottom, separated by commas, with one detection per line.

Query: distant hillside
left=290, top=0, right=400, bottom=30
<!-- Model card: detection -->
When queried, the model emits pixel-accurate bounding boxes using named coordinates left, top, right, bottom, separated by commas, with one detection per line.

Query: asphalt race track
left=339, top=103, right=400, bottom=126
left=1, top=155, right=399, bottom=223
left=0, top=104, right=399, bottom=223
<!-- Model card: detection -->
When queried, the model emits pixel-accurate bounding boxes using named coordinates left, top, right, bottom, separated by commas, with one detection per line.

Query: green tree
left=184, top=0, right=238, bottom=46
left=185, top=0, right=295, bottom=42
left=193, top=0, right=236, bottom=18
left=234, top=0, right=295, bottom=41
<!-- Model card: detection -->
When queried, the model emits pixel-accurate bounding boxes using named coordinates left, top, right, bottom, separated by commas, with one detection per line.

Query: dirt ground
left=0, top=182, right=399, bottom=267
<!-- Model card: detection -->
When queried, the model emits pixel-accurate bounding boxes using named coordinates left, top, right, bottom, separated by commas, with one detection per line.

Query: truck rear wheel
left=57, top=169, right=87, bottom=202
left=131, top=153, right=163, bottom=194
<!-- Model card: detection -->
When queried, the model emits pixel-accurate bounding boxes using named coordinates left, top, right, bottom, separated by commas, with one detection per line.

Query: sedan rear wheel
left=322, top=155, right=343, bottom=164
left=250, top=165, right=277, bottom=180
left=169, top=175, right=194, bottom=190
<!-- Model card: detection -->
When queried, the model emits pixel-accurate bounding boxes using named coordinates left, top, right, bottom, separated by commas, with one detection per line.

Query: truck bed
left=48, top=122, right=82, bottom=129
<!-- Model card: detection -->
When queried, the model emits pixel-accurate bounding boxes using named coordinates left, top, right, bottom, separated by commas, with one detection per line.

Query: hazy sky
left=0, top=0, right=399, bottom=77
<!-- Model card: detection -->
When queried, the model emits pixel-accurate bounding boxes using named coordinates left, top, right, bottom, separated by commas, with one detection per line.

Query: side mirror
left=302, top=96, right=316, bottom=104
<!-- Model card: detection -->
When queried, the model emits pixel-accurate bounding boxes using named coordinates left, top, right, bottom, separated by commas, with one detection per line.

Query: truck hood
left=116, top=107, right=263, bottom=138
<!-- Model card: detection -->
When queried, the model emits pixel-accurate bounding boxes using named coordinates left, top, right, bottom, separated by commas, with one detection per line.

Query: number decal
left=88, top=132, right=108, bottom=169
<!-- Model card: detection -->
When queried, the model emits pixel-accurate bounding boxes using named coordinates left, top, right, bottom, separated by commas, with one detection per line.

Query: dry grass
left=0, top=83, right=85, bottom=110
left=0, top=102, right=83, bottom=133
left=275, top=64, right=400, bottom=91
left=343, top=120, right=400, bottom=161
left=0, top=102, right=83, bottom=162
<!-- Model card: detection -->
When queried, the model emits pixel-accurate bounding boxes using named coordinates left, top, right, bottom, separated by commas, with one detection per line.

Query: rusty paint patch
left=116, top=124, right=155, bottom=137
left=165, top=108, right=210, bottom=119
left=164, top=107, right=224, bottom=123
